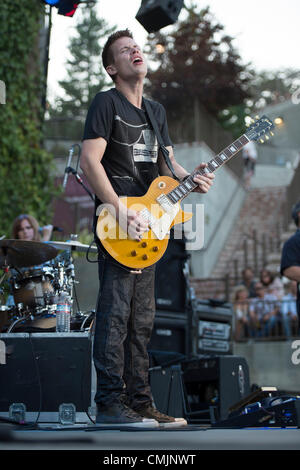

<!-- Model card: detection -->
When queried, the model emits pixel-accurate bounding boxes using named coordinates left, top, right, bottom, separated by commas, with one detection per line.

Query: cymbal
left=0, top=239, right=58, bottom=268
left=47, top=240, right=98, bottom=253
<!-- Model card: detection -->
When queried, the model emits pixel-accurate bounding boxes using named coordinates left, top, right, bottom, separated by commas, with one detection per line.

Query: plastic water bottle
left=56, top=291, right=71, bottom=332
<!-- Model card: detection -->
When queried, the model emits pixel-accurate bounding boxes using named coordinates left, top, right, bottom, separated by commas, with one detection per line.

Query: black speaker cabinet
left=155, top=235, right=188, bottom=312
left=148, top=311, right=187, bottom=355
left=181, top=355, right=250, bottom=422
left=150, top=364, right=184, bottom=418
left=136, top=0, right=184, bottom=33
left=0, top=333, right=92, bottom=414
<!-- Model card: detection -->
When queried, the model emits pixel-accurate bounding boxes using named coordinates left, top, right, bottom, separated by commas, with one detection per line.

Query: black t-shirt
left=280, top=229, right=300, bottom=317
left=82, top=88, right=172, bottom=201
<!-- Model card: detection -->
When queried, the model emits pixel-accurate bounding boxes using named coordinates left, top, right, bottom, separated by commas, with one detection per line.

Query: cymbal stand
left=7, top=310, right=32, bottom=333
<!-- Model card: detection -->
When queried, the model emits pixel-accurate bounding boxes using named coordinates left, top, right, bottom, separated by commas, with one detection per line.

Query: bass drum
left=12, top=266, right=55, bottom=311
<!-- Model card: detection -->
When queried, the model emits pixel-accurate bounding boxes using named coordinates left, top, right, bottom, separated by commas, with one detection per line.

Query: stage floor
left=1, top=424, right=300, bottom=451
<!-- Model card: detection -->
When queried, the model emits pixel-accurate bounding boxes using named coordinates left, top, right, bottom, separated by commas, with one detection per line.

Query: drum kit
left=0, top=238, right=97, bottom=333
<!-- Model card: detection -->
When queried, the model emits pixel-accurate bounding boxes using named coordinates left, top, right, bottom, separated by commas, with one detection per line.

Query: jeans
left=93, top=255, right=156, bottom=409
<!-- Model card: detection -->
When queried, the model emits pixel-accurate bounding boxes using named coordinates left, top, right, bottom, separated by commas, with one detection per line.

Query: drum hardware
left=1, top=236, right=96, bottom=333
left=79, top=310, right=95, bottom=332
left=7, top=311, right=33, bottom=333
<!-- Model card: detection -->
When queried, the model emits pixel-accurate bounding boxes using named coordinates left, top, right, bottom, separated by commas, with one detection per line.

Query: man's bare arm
left=283, top=266, right=300, bottom=283
left=80, top=138, right=148, bottom=239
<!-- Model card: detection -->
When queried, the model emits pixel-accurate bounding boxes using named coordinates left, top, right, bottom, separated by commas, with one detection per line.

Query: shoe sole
left=95, top=419, right=159, bottom=429
left=158, top=419, right=188, bottom=429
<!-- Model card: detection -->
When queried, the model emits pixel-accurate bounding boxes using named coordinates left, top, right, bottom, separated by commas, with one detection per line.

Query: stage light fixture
left=42, top=0, right=80, bottom=17
left=42, top=0, right=60, bottom=5
left=136, top=0, right=184, bottom=33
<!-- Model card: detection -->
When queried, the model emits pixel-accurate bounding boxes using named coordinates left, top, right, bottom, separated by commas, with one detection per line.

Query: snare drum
left=12, top=266, right=55, bottom=310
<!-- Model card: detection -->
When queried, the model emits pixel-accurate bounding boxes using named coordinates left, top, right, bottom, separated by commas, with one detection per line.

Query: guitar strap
left=143, top=98, right=180, bottom=181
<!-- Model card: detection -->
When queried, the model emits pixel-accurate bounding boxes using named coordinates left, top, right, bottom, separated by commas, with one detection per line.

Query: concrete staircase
left=190, top=185, right=289, bottom=300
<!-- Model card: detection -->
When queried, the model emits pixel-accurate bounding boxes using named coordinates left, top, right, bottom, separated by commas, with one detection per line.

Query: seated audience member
left=248, top=282, right=280, bottom=337
left=241, top=267, right=258, bottom=298
left=280, top=280, right=299, bottom=337
left=232, top=285, right=250, bottom=340
left=260, top=268, right=284, bottom=300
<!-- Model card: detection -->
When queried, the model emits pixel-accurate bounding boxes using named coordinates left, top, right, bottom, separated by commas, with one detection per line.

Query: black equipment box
left=196, top=299, right=233, bottom=355
left=213, top=396, right=300, bottom=428
left=155, top=236, right=188, bottom=313
left=149, top=310, right=188, bottom=356
left=0, top=332, right=92, bottom=422
left=150, top=364, right=184, bottom=418
left=181, top=355, right=250, bottom=422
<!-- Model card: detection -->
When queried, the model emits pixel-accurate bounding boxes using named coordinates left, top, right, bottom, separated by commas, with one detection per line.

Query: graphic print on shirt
left=112, top=115, right=158, bottom=163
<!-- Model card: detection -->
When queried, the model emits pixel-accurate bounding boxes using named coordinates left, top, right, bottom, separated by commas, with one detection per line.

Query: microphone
left=62, top=145, right=75, bottom=190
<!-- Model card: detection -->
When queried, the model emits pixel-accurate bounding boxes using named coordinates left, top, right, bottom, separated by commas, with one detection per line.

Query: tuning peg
left=259, top=138, right=265, bottom=144
left=255, top=115, right=260, bottom=120
left=270, top=131, right=274, bottom=136
left=265, top=135, right=270, bottom=140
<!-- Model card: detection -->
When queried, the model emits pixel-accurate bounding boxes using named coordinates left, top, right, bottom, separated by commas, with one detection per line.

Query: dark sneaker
left=135, top=404, right=187, bottom=428
left=95, top=402, right=159, bottom=428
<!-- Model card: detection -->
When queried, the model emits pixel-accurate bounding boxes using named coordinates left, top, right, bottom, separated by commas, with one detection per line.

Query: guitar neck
left=166, top=133, right=251, bottom=204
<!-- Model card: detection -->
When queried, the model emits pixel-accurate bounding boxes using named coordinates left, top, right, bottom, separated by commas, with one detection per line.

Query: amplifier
left=196, top=299, right=233, bottom=355
left=196, top=299, right=233, bottom=323
left=181, top=355, right=250, bottom=422
left=0, top=332, right=92, bottom=424
left=149, top=311, right=187, bottom=356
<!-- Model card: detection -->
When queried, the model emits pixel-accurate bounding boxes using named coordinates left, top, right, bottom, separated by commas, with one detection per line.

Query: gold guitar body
left=96, top=176, right=193, bottom=269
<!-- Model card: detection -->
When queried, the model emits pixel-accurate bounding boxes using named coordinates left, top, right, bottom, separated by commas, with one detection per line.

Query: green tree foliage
left=247, top=68, right=300, bottom=111
left=0, top=1, right=56, bottom=237
left=144, top=5, right=251, bottom=138
left=49, top=6, right=116, bottom=126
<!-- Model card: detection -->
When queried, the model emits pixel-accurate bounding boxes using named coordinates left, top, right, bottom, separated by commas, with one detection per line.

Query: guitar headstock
left=245, top=115, right=275, bottom=144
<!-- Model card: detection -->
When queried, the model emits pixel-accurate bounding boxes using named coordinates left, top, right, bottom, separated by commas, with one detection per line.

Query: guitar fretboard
left=167, top=134, right=250, bottom=204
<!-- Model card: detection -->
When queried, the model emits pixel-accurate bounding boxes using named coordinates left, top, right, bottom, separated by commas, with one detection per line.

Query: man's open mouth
left=132, top=57, right=143, bottom=64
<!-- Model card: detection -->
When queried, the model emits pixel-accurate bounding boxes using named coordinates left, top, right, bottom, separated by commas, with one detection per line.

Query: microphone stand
left=63, top=144, right=94, bottom=202
left=64, top=166, right=94, bottom=202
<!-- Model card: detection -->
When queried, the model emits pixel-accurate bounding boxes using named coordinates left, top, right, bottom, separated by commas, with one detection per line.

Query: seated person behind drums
left=5, top=215, right=55, bottom=329
left=12, top=214, right=53, bottom=242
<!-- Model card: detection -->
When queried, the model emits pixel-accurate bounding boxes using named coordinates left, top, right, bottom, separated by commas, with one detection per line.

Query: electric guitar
left=96, top=115, right=274, bottom=270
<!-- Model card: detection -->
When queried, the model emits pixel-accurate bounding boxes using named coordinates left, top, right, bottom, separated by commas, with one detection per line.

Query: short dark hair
left=292, top=201, right=300, bottom=227
left=102, top=29, right=133, bottom=80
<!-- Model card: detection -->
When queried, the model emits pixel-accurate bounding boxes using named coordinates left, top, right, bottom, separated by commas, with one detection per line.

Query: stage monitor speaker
left=136, top=0, right=184, bottom=33
left=155, top=234, right=188, bottom=312
left=181, top=355, right=250, bottom=422
left=0, top=333, right=91, bottom=414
